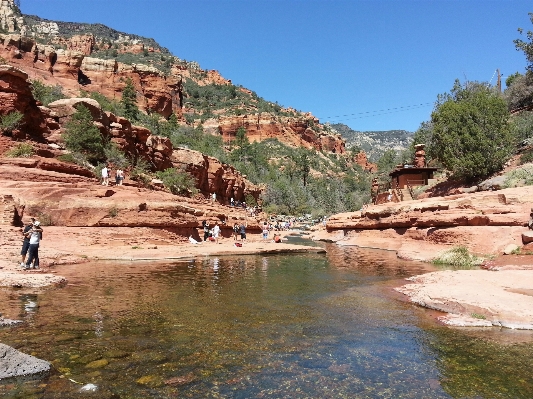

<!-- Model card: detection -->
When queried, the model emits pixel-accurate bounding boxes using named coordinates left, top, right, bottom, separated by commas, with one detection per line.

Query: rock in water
left=0, top=343, right=51, bottom=379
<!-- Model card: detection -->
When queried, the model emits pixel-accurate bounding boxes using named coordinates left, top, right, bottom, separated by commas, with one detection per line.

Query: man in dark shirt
left=20, top=217, right=35, bottom=268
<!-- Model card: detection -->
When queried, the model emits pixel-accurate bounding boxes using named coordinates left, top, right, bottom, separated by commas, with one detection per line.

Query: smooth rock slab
left=0, top=343, right=51, bottom=379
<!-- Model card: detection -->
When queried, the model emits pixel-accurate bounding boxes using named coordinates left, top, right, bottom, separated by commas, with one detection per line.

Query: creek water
left=0, top=243, right=532, bottom=398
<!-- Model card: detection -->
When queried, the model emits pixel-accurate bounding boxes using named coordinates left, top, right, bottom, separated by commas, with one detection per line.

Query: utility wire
left=324, top=102, right=433, bottom=123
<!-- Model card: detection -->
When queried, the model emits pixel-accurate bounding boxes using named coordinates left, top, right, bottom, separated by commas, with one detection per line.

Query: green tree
left=231, top=127, right=251, bottom=164
left=121, top=78, right=139, bottom=121
left=294, top=149, right=311, bottom=186
left=63, top=105, right=106, bottom=163
left=31, top=80, right=66, bottom=106
left=514, top=13, right=533, bottom=73
left=431, top=80, right=513, bottom=181
left=0, top=111, right=23, bottom=136
left=376, top=148, right=399, bottom=174
left=156, top=167, right=197, bottom=196
left=506, top=72, right=523, bottom=88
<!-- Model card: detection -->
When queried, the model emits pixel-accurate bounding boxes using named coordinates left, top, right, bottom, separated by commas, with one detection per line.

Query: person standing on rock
left=212, top=221, right=221, bottom=244
left=239, top=222, right=247, bottom=241
left=101, top=165, right=109, bottom=186
left=20, top=217, right=35, bottom=267
left=24, top=220, right=43, bottom=270
left=211, top=192, right=216, bottom=204
left=262, top=221, right=269, bottom=241
left=202, top=220, right=210, bottom=242
left=115, top=168, right=124, bottom=186
left=233, top=223, right=239, bottom=240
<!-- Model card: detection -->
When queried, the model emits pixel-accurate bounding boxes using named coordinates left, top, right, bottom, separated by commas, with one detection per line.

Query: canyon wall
left=0, top=65, right=261, bottom=203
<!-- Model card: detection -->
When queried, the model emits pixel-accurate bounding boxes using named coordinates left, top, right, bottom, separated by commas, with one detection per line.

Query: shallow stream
left=0, top=244, right=532, bottom=398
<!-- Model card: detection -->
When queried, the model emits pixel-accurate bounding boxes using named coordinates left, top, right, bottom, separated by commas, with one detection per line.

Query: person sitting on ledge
left=189, top=236, right=201, bottom=245
left=273, top=234, right=282, bottom=243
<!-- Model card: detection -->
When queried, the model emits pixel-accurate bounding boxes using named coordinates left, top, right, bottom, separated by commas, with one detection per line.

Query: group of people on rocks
left=100, top=164, right=125, bottom=186
left=20, top=217, right=43, bottom=270
left=202, top=220, right=222, bottom=243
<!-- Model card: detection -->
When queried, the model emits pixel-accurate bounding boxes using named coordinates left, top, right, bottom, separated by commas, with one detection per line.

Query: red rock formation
left=171, top=148, right=262, bottom=203
left=218, top=115, right=346, bottom=154
left=0, top=34, right=183, bottom=118
left=0, top=32, right=345, bottom=154
left=413, top=144, right=426, bottom=167
left=41, top=96, right=260, bottom=203
left=0, top=65, right=48, bottom=140
left=53, top=34, right=95, bottom=55
left=321, top=186, right=533, bottom=259
left=354, top=150, right=377, bottom=172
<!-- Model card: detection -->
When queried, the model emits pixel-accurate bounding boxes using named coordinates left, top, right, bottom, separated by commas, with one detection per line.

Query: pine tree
left=63, top=105, right=106, bottom=162
left=121, top=78, right=139, bottom=121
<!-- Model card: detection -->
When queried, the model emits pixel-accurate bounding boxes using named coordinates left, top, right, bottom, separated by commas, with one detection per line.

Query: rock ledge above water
left=0, top=343, right=51, bottom=379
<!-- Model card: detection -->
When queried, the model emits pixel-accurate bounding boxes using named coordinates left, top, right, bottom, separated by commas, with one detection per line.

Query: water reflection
left=0, top=248, right=530, bottom=398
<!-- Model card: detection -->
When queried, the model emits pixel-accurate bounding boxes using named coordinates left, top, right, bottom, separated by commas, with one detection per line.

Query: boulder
left=503, top=244, right=519, bottom=255
left=478, top=175, right=507, bottom=192
left=47, top=98, right=103, bottom=121
left=522, top=231, right=533, bottom=244
left=0, top=343, right=51, bottom=379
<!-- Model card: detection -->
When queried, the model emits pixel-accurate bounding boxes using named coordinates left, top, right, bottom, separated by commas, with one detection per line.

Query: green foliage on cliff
left=6, top=142, right=33, bottom=158
left=80, top=90, right=125, bottom=116
left=31, top=80, right=67, bottom=106
left=156, top=167, right=198, bottom=196
left=182, top=79, right=297, bottom=122
left=63, top=105, right=106, bottom=163
left=121, top=78, right=139, bottom=121
left=0, top=111, right=23, bottom=136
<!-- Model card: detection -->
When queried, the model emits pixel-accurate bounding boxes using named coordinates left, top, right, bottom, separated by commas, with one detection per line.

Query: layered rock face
left=0, top=32, right=345, bottom=152
left=0, top=67, right=261, bottom=204
left=0, top=0, right=22, bottom=33
left=322, top=187, right=533, bottom=259
left=353, top=150, right=376, bottom=172
left=0, top=33, right=183, bottom=118
left=41, top=97, right=261, bottom=203
left=218, top=115, right=346, bottom=154
left=0, top=65, right=49, bottom=139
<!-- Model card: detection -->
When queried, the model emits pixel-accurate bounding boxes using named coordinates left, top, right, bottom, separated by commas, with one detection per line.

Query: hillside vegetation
left=331, top=124, right=412, bottom=162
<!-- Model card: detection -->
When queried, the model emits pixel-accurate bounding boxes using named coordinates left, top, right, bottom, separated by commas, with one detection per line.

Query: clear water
left=0, top=245, right=532, bottom=398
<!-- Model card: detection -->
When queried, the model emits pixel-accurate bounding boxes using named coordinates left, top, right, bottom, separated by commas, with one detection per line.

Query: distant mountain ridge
left=331, top=123, right=412, bottom=161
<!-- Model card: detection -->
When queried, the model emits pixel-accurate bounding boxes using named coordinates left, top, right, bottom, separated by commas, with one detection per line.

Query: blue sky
left=21, top=0, right=532, bottom=132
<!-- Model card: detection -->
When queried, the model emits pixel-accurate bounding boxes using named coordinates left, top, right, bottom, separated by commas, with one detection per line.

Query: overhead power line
left=323, top=102, right=433, bottom=123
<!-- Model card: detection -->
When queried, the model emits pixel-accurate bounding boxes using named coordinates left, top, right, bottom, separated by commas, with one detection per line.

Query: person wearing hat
left=20, top=217, right=35, bottom=267
left=24, top=220, right=43, bottom=270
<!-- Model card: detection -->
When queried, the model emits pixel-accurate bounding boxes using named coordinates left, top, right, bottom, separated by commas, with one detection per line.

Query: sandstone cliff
left=318, top=186, right=533, bottom=260
left=0, top=0, right=346, bottom=154
left=0, top=65, right=261, bottom=205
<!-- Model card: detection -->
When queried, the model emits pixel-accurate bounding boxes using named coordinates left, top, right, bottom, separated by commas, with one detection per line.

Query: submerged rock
left=0, top=343, right=51, bottom=379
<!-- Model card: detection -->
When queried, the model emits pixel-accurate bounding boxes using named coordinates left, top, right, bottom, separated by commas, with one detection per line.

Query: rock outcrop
left=320, top=186, right=533, bottom=260
left=0, top=33, right=183, bottom=118
left=0, top=343, right=51, bottom=379
left=0, top=0, right=22, bottom=33
left=0, top=65, right=261, bottom=205
left=353, top=150, right=376, bottom=172
left=0, top=65, right=48, bottom=139
left=217, top=115, right=346, bottom=154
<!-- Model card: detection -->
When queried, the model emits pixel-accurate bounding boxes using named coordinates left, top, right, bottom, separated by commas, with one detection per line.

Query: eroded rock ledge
left=320, top=186, right=533, bottom=260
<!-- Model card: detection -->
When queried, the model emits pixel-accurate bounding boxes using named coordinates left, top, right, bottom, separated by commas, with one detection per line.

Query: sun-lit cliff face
left=0, top=0, right=346, bottom=153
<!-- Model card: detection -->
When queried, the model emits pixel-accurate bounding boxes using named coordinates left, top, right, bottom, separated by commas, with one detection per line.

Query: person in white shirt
left=25, top=220, right=43, bottom=269
left=212, top=221, right=220, bottom=243
left=101, top=165, right=109, bottom=186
